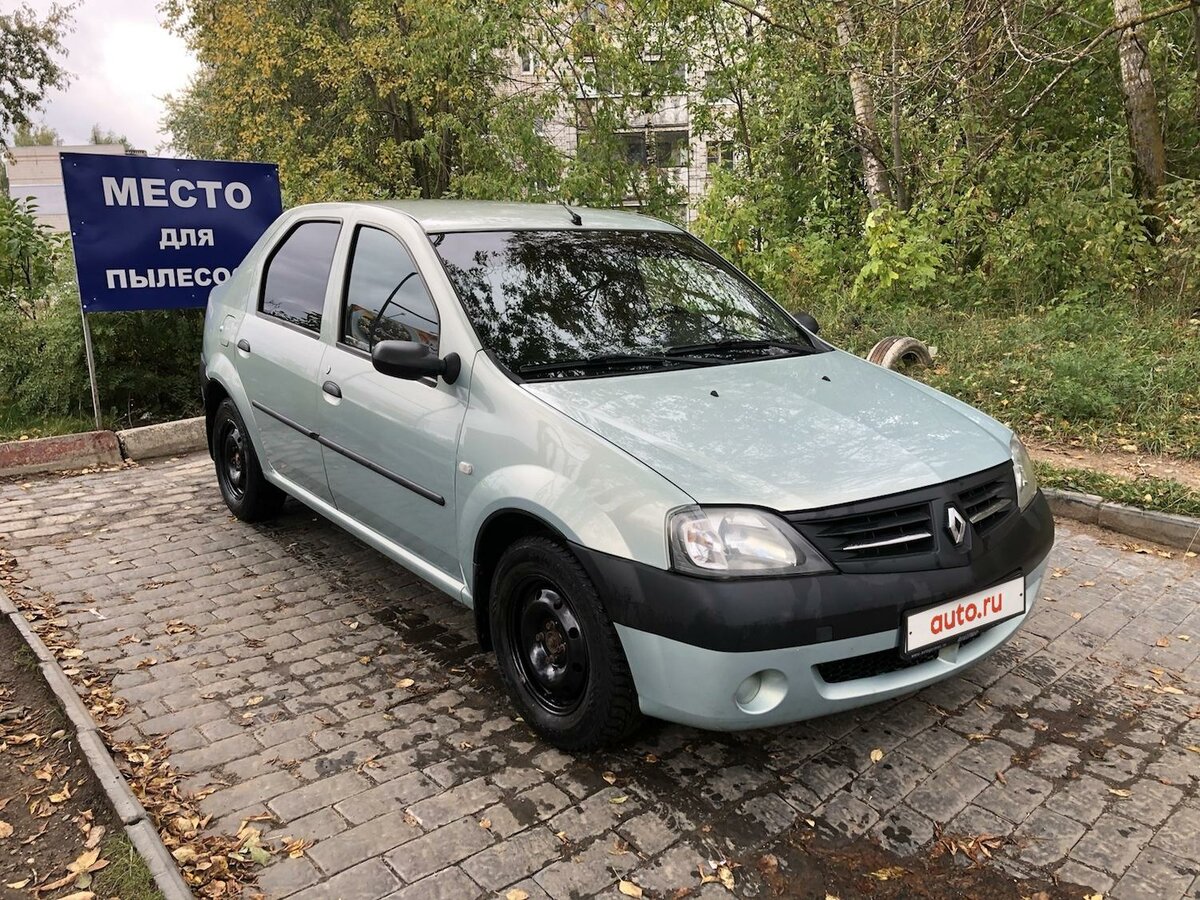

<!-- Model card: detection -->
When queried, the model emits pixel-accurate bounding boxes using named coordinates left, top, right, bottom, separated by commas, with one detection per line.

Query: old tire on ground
left=867, top=335, right=934, bottom=371
left=212, top=397, right=285, bottom=522
left=490, top=536, right=641, bottom=751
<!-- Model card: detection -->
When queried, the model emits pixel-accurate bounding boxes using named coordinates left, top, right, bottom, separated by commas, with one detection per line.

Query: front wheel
left=212, top=398, right=285, bottom=522
left=490, top=536, right=641, bottom=751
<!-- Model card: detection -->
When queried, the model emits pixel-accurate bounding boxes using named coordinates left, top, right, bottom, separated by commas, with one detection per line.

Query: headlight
left=1011, top=435, right=1038, bottom=509
left=667, top=506, right=833, bottom=577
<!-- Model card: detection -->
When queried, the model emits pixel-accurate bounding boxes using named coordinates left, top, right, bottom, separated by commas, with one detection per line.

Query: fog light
left=735, top=673, right=762, bottom=706
left=733, top=669, right=788, bottom=714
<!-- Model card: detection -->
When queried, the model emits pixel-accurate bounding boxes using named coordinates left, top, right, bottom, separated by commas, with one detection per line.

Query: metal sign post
left=79, top=307, right=102, bottom=430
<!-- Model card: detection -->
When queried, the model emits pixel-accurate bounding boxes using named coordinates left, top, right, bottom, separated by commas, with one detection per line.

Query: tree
left=162, top=0, right=563, bottom=204
left=833, top=0, right=891, bottom=209
left=88, top=123, right=134, bottom=151
left=13, top=122, right=62, bottom=145
left=1113, top=0, right=1167, bottom=207
left=0, top=3, right=73, bottom=146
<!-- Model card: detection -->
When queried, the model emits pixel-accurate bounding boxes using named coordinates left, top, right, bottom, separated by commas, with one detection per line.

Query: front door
left=316, top=224, right=465, bottom=577
left=236, top=219, right=342, bottom=505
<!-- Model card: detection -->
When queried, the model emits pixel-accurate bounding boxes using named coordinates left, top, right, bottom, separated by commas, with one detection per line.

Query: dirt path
left=1030, top=440, right=1200, bottom=492
left=0, top=619, right=157, bottom=899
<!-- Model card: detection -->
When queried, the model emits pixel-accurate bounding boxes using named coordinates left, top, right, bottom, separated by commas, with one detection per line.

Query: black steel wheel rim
left=218, top=419, right=246, bottom=502
left=508, top=579, right=589, bottom=715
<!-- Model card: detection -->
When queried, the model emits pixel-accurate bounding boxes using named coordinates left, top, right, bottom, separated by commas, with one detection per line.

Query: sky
left=20, top=0, right=198, bottom=152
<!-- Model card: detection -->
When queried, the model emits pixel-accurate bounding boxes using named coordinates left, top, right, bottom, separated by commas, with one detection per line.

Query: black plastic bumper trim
left=571, top=491, right=1054, bottom=653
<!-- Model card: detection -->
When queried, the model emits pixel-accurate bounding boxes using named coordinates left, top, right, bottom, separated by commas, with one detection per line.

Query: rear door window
left=260, top=220, right=342, bottom=333
left=341, top=226, right=440, bottom=353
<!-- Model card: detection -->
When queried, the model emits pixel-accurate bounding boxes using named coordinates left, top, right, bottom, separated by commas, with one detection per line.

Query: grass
left=0, top=409, right=98, bottom=442
left=93, top=834, right=165, bottom=900
left=1035, top=461, right=1200, bottom=520
left=811, top=296, right=1200, bottom=460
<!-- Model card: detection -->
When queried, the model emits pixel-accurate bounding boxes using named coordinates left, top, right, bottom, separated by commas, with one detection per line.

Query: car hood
left=523, top=350, right=1012, bottom=510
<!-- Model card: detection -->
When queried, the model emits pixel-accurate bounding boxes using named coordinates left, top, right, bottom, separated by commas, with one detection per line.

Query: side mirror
left=371, top=340, right=461, bottom=385
left=795, top=312, right=820, bottom=335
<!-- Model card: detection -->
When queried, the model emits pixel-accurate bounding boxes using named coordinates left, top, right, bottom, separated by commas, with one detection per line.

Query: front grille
left=805, top=503, right=934, bottom=563
left=816, top=632, right=981, bottom=684
left=785, top=463, right=1019, bottom=568
left=959, top=474, right=1014, bottom=534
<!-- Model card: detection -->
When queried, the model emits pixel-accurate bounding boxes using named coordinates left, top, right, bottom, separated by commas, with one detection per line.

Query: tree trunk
left=1113, top=0, right=1166, bottom=206
left=889, top=0, right=909, bottom=209
left=835, top=0, right=892, bottom=209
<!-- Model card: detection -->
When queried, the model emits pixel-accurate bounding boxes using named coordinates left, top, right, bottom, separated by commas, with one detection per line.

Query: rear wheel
left=490, top=536, right=641, bottom=750
left=212, top=398, right=285, bottom=522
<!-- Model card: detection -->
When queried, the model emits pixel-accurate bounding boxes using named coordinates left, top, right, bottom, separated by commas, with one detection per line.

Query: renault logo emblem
left=946, top=505, right=968, bottom=545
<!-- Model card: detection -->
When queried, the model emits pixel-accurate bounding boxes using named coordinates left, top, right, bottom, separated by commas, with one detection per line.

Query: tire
left=866, top=335, right=934, bottom=371
left=490, top=536, right=641, bottom=751
left=211, top=397, right=285, bottom=522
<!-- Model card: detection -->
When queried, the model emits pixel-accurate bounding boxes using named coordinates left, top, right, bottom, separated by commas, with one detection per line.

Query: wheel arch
left=471, top=508, right=569, bottom=651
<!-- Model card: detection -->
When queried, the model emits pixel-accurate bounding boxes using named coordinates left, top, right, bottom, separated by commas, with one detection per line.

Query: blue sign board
left=60, top=153, right=283, bottom=312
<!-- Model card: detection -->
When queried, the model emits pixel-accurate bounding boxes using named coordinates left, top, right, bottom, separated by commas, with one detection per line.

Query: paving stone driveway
left=2, top=454, right=1199, bottom=899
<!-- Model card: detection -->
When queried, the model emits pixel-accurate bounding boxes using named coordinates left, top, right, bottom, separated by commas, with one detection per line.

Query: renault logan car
left=200, top=200, right=1054, bottom=750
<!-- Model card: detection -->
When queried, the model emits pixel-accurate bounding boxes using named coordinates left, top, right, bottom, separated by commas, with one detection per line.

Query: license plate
left=904, top=576, right=1025, bottom=654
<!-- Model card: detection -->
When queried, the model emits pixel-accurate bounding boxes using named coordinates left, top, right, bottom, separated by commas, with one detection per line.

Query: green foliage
left=0, top=2, right=73, bottom=142
left=0, top=195, right=65, bottom=318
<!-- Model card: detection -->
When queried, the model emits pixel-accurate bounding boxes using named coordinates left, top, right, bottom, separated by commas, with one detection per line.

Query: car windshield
left=430, top=229, right=821, bottom=378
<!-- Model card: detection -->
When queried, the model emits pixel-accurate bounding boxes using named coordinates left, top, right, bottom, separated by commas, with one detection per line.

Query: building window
left=654, top=130, right=689, bottom=167
left=706, top=140, right=736, bottom=173
left=518, top=48, right=535, bottom=75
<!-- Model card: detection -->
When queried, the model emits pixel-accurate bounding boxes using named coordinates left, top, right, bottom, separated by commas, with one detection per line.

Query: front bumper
left=572, top=490, right=1054, bottom=729
left=615, top=557, right=1047, bottom=730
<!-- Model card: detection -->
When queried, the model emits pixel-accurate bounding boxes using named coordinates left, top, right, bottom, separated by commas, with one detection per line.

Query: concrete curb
left=1045, top=488, right=1200, bottom=552
left=0, top=598, right=193, bottom=899
left=0, top=430, right=122, bottom=477
left=0, top=416, right=206, bottom=478
left=116, top=417, right=206, bottom=462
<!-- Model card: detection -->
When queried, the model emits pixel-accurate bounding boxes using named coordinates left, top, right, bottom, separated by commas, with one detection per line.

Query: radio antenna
left=560, top=201, right=582, bottom=226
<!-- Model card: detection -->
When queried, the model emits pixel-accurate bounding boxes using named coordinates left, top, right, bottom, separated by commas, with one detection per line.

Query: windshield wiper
left=517, top=352, right=724, bottom=377
left=664, top=338, right=817, bottom=357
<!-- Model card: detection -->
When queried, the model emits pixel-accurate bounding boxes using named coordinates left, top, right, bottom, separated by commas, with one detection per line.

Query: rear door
left=316, top=220, right=466, bottom=576
left=236, top=219, right=342, bottom=504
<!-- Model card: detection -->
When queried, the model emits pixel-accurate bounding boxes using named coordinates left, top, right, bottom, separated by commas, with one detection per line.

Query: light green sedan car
left=200, top=201, right=1054, bottom=750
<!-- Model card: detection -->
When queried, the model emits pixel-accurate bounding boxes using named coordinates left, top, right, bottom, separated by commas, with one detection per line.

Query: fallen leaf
left=643, top=753, right=658, bottom=763
left=1156, top=637, right=1170, bottom=648
left=0, top=821, right=11, bottom=839
left=33, top=765, right=53, bottom=782
left=50, top=784, right=72, bottom=803
left=505, top=891, right=530, bottom=900
left=869, top=866, right=907, bottom=881
left=1186, top=745, right=1200, bottom=754
left=479, top=818, right=491, bottom=830
left=61, top=648, right=83, bottom=659
left=395, top=678, right=415, bottom=689
left=1108, top=788, right=1132, bottom=798
left=608, top=796, right=628, bottom=804
left=618, top=880, right=643, bottom=897
left=995, top=770, right=1007, bottom=785
left=244, top=696, right=265, bottom=707
left=602, top=771, right=618, bottom=784
left=718, top=865, right=735, bottom=890
left=5, top=879, right=29, bottom=889
left=84, top=825, right=106, bottom=849
left=869, top=748, right=883, bottom=763
left=68, top=847, right=100, bottom=874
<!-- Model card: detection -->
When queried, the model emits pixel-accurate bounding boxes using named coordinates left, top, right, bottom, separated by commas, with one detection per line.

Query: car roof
left=295, top=199, right=684, bottom=234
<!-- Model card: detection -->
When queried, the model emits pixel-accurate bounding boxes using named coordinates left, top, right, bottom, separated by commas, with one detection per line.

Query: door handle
left=236, top=339, right=251, bottom=353
left=322, top=381, right=342, bottom=399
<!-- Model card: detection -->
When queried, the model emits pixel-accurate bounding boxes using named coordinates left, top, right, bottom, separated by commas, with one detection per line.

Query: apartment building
left=507, top=49, right=734, bottom=222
